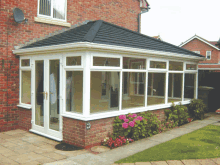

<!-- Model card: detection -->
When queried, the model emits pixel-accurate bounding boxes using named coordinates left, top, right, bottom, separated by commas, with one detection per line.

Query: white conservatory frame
left=14, top=42, right=203, bottom=123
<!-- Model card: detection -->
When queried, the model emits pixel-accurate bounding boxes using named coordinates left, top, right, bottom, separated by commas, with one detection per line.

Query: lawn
left=115, top=124, right=220, bottom=163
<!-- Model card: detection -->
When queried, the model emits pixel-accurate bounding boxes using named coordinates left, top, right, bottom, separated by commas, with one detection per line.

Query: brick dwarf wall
left=18, top=107, right=32, bottom=131
left=0, top=0, right=141, bottom=132
left=63, top=108, right=165, bottom=149
left=182, top=38, right=220, bottom=64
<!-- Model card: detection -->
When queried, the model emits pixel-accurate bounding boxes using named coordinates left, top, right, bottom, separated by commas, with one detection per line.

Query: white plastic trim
left=17, top=104, right=32, bottom=109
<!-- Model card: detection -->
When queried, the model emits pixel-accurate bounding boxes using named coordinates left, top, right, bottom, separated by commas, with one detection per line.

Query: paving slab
left=181, top=159, right=201, bottom=165
left=54, top=149, right=89, bottom=157
left=45, top=160, right=81, bottom=165
left=43, top=152, right=67, bottom=161
left=211, top=158, right=220, bottom=164
left=120, top=163, right=135, bottom=165
left=166, top=160, right=184, bottom=165
left=21, top=160, right=41, bottom=165
left=163, top=128, right=194, bottom=136
left=196, top=159, right=217, bottom=165
left=91, top=146, right=111, bottom=153
left=147, top=133, right=180, bottom=143
left=151, top=161, right=168, bottom=165
left=0, top=154, right=19, bottom=165
left=135, top=162, right=152, bottom=165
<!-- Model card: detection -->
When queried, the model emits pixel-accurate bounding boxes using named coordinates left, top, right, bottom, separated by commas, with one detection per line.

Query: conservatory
left=14, top=20, right=205, bottom=147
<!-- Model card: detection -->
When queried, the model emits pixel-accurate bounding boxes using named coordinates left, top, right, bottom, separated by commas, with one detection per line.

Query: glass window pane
left=147, top=73, right=166, bottom=105
left=93, top=57, right=120, bottom=67
left=53, top=0, right=65, bottom=20
left=169, top=61, right=183, bottom=71
left=66, top=56, right=81, bottom=66
left=150, top=61, right=166, bottom=69
left=21, top=59, right=30, bottom=66
left=49, top=60, right=60, bottom=131
left=168, top=73, right=182, bottom=103
left=90, top=71, right=120, bottom=113
left=39, top=0, right=51, bottom=16
left=186, top=64, right=197, bottom=70
left=21, top=71, right=31, bottom=104
left=184, top=74, right=195, bottom=100
left=66, top=71, right=83, bottom=114
left=35, top=61, right=44, bottom=127
left=123, top=57, right=146, bottom=69
left=122, top=72, right=145, bottom=109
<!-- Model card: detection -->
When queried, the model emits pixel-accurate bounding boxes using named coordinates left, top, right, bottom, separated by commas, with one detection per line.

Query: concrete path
left=45, top=113, right=220, bottom=165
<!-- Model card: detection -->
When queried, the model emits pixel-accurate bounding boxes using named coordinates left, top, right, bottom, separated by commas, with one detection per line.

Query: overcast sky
left=141, top=0, right=220, bottom=46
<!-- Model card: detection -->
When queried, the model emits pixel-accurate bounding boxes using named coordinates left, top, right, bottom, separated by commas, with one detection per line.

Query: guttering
left=13, top=42, right=205, bottom=61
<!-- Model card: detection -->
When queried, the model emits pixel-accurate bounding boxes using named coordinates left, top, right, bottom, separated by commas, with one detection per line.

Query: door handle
left=46, top=92, right=48, bottom=100
left=40, top=92, right=46, bottom=99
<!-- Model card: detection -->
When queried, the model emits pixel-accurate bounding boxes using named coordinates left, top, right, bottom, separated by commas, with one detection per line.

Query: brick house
left=180, top=35, right=220, bottom=111
left=179, top=35, right=220, bottom=71
left=1, top=1, right=205, bottom=148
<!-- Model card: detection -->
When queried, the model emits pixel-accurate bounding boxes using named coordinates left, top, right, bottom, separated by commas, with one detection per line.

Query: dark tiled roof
left=21, top=20, right=204, bottom=58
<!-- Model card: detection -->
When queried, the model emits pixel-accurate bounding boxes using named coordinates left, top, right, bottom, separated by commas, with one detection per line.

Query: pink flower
left=132, top=114, right=137, bottom=118
left=123, top=119, right=129, bottom=122
left=137, top=116, right=143, bottom=121
left=133, top=118, right=139, bottom=123
left=129, top=121, right=135, bottom=127
left=122, top=122, right=128, bottom=129
left=119, top=115, right=126, bottom=120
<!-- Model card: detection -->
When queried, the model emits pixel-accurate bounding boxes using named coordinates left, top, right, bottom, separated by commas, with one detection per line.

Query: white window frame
left=37, top=0, right=67, bottom=22
left=206, top=51, right=211, bottom=60
left=18, top=57, right=32, bottom=109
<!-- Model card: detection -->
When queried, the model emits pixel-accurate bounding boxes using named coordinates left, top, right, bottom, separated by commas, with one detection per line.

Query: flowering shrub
left=101, top=136, right=133, bottom=149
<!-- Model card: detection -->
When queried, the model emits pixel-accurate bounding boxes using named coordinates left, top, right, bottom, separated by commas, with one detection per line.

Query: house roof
left=179, top=35, right=220, bottom=50
left=20, top=20, right=204, bottom=58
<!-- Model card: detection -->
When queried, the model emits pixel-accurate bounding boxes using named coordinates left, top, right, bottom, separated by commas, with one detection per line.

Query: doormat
left=55, top=142, right=83, bottom=151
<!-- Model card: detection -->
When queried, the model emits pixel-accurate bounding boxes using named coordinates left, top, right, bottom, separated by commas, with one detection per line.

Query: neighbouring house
left=179, top=35, right=220, bottom=111
left=1, top=1, right=205, bottom=148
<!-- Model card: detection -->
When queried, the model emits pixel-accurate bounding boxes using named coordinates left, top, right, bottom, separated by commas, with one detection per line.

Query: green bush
left=188, top=99, right=207, bottom=120
left=165, top=102, right=189, bottom=126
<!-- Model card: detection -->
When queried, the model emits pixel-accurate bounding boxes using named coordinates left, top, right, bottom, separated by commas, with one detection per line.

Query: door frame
left=30, top=55, right=63, bottom=141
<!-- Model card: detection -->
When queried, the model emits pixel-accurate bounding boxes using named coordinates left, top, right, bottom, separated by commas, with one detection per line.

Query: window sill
left=17, top=104, right=32, bottom=109
left=34, top=17, right=71, bottom=27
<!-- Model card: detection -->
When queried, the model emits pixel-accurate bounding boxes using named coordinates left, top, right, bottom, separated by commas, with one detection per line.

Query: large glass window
left=184, top=74, right=195, bottom=100
left=168, top=73, right=182, bottom=102
left=39, top=0, right=66, bottom=20
left=150, top=61, right=166, bottom=69
left=66, top=71, right=83, bottom=114
left=186, top=64, right=197, bottom=70
left=147, top=73, right=166, bottom=105
left=93, top=57, right=120, bottom=67
left=21, top=71, right=31, bottom=104
left=169, top=61, right=183, bottom=71
left=123, top=57, right=146, bottom=69
left=66, top=56, right=81, bottom=66
left=90, top=71, right=120, bottom=113
left=122, top=72, right=145, bottom=109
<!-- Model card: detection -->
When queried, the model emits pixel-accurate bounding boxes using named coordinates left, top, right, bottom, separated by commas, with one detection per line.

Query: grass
left=115, top=124, right=220, bottom=163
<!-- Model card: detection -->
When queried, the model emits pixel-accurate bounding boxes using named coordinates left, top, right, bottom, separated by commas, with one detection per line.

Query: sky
left=141, top=0, right=220, bottom=46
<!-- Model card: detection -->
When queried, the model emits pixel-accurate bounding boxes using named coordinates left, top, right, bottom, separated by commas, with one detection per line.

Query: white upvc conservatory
left=14, top=42, right=202, bottom=140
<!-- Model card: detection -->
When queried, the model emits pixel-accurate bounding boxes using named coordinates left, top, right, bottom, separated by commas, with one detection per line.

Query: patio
left=0, top=129, right=88, bottom=165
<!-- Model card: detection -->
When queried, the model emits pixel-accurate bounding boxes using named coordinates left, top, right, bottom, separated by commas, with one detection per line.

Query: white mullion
left=145, top=70, right=148, bottom=107
left=119, top=71, right=122, bottom=111
left=83, top=52, right=91, bottom=117
left=165, top=62, right=169, bottom=104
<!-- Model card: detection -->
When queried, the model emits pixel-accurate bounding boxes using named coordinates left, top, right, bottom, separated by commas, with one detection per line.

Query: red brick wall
left=63, top=109, right=165, bottom=149
left=18, top=107, right=32, bottom=131
left=182, top=39, right=220, bottom=64
left=0, top=0, right=141, bottom=131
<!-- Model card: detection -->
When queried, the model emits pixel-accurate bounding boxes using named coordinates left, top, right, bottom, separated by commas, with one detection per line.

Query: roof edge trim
left=13, top=42, right=205, bottom=61
left=179, top=35, right=220, bottom=50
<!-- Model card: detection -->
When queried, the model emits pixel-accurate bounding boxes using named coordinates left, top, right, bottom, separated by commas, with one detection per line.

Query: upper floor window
left=193, top=51, right=200, bottom=54
left=206, top=51, right=211, bottom=60
left=38, top=0, right=66, bottom=21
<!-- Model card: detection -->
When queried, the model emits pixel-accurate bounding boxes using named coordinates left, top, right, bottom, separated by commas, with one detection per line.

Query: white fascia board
left=13, top=42, right=205, bottom=61
left=179, top=35, right=220, bottom=50
left=199, top=68, right=220, bottom=70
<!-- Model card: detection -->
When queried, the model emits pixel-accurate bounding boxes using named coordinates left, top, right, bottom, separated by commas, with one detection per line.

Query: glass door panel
left=35, top=60, right=44, bottom=127
left=49, top=60, right=60, bottom=131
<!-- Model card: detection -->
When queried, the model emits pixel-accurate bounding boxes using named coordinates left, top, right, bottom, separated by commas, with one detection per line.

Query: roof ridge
left=83, top=20, right=103, bottom=42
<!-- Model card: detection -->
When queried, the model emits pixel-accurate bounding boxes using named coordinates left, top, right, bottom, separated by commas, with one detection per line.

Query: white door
left=31, top=56, right=62, bottom=141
